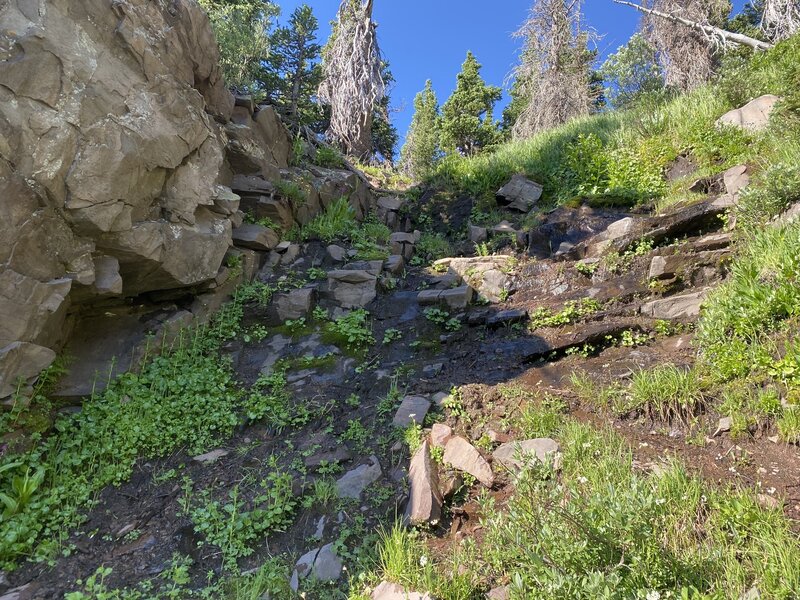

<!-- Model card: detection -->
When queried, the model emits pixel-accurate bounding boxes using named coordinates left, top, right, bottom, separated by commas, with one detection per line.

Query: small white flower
left=656, top=498, right=666, bottom=506
left=647, top=591, right=661, bottom=600
left=578, top=476, right=588, bottom=484
left=420, top=555, right=429, bottom=567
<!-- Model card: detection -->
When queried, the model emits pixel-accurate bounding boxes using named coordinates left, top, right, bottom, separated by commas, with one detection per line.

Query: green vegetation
left=323, top=309, right=375, bottom=355
left=697, top=224, right=800, bottom=382
left=626, top=365, right=707, bottom=425
left=410, top=232, right=452, bottom=267
left=599, top=33, right=664, bottom=109
left=0, top=280, right=283, bottom=570
left=528, top=299, right=600, bottom=330
left=301, top=196, right=357, bottom=242
left=400, top=80, right=442, bottom=179
left=263, top=4, right=324, bottom=130
left=357, top=404, right=800, bottom=599
left=314, top=144, right=346, bottom=169
left=186, top=470, right=297, bottom=570
left=433, top=35, right=800, bottom=206
left=199, top=0, right=278, bottom=95
left=440, top=51, right=502, bottom=157
left=274, top=179, right=307, bottom=205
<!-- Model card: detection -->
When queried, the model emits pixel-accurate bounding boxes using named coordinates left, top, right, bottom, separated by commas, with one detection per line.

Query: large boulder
left=717, top=95, right=780, bottom=132
left=326, top=270, right=378, bottom=308
left=0, top=0, right=238, bottom=394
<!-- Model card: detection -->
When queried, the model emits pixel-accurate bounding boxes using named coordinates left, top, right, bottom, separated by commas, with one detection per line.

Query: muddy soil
left=8, top=203, right=800, bottom=599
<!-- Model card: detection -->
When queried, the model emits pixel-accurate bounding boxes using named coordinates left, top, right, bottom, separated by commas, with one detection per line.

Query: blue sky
left=274, top=0, right=748, bottom=152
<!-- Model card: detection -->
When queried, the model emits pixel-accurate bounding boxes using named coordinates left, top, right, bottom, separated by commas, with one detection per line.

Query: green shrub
left=274, top=180, right=307, bottom=206
left=698, top=223, right=800, bottom=380
left=301, top=196, right=356, bottom=242
left=314, top=145, right=345, bottom=169
left=411, top=232, right=452, bottom=266
left=736, top=152, right=800, bottom=229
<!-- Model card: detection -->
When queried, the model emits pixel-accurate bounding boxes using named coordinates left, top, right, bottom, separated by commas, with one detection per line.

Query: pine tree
left=264, top=4, right=323, bottom=131
left=400, top=80, right=441, bottom=179
left=199, top=0, right=280, bottom=94
left=599, top=32, right=664, bottom=108
left=440, top=52, right=502, bottom=156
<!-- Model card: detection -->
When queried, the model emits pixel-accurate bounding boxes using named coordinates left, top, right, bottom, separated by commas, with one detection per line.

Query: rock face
left=0, top=0, right=378, bottom=397
left=0, top=0, right=240, bottom=395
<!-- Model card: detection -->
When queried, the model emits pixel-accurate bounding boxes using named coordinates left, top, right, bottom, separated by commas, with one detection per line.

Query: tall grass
left=433, top=36, right=800, bottom=211
left=697, top=223, right=800, bottom=381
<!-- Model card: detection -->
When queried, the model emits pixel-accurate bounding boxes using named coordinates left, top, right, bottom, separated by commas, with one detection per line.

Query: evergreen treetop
left=440, top=51, right=502, bottom=156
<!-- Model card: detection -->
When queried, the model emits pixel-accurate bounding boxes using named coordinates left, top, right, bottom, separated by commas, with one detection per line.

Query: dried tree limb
left=512, top=0, right=598, bottom=139
left=762, top=0, right=800, bottom=42
left=614, top=0, right=773, bottom=50
left=318, top=0, right=385, bottom=160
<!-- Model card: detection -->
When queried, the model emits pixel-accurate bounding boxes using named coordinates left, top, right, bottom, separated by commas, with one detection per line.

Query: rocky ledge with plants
left=2, top=1, right=800, bottom=600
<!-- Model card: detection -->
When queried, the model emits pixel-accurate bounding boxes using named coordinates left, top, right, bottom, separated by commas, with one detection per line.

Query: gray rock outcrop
left=0, top=0, right=241, bottom=396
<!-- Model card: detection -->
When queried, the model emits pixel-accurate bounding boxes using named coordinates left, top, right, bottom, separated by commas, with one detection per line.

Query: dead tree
left=511, top=0, right=597, bottom=139
left=615, top=0, right=773, bottom=51
left=317, top=0, right=385, bottom=160
left=762, top=0, right=800, bottom=42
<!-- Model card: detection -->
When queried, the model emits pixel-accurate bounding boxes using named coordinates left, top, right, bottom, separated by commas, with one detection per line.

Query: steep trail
left=10, top=184, right=800, bottom=597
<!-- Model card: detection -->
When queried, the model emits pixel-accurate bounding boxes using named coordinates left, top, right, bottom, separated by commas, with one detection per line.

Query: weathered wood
left=613, top=0, right=773, bottom=51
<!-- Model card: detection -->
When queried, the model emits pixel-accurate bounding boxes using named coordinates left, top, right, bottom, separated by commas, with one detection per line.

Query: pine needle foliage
left=440, top=52, right=502, bottom=156
left=400, top=80, right=442, bottom=180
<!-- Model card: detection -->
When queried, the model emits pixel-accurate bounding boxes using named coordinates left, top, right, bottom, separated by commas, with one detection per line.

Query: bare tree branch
left=318, top=0, right=385, bottom=160
left=762, top=0, right=800, bottom=42
left=614, top=0, right=773, bottom=50
left=511, top=0, right=598, bottom=139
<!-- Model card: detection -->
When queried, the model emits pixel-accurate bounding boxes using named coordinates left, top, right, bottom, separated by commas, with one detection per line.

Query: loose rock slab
left=443, top=436, right=494, bottom=487
left=372, top=581, right=433, bottom=600
left=336, top=456, right=382, bottom=499
left=393, top=396, right=431, bottom=428
left=294, top=543, right=343, bottom=585
left=493, top=438, right=561, bottom=472
left=405, top=440, right=443, bottom=526
left=641, top=289, right=709, bottom=320
left=496, top=174, right=543, bottom=212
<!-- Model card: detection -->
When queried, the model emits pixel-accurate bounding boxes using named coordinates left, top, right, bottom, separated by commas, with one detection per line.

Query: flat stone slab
left=392, top=396, right=431, bottom=428
left=231, top=224, right=278, bottom=251
left=443, top=435, right=494, bottom=487
left=336, top=456, right=382, bottom=499
left=641, top=289, right=709, bottom=320
left=487, top=309, right=528, bottom=327
left=493, top=438, right=561, bottom=472
left=372, top=581, right=433, bottom=600
left=192, top=449, right=229, bottom=464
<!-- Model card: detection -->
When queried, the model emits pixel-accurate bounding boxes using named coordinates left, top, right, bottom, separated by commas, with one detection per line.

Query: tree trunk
left=613, top=0, right=774, bottom=50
